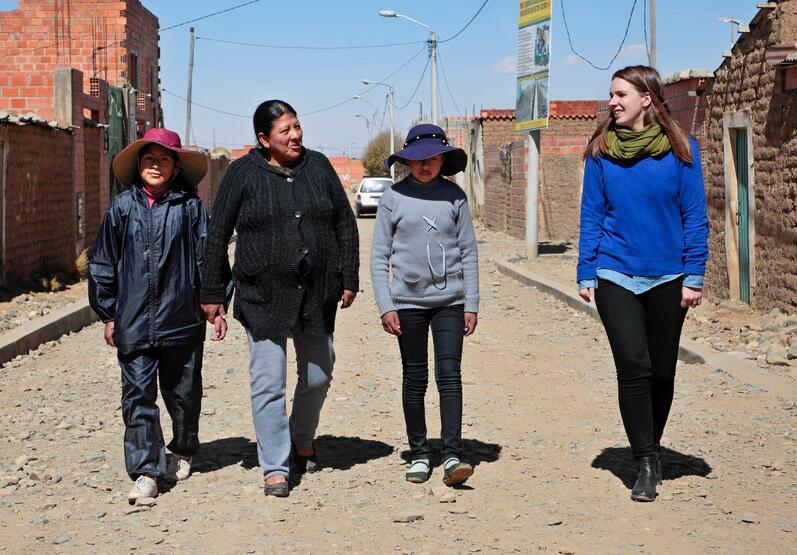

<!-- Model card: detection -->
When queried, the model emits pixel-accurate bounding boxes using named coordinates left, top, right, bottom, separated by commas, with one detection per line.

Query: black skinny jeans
left=595, top=277, right=687, bottom=459
left=396, top=305, right=464, bottom=461
left=118, top=343, right=203, bottom=480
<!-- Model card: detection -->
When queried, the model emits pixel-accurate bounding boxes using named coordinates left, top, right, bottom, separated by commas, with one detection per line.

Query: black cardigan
left=201, top=147, right=359, bottom=340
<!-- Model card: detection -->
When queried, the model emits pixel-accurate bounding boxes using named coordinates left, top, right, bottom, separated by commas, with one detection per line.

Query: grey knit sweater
left=370, top=176, right=479, bottom=316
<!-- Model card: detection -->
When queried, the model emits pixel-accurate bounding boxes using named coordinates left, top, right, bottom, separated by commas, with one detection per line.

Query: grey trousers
left=246, top=329, right=335, bottom=479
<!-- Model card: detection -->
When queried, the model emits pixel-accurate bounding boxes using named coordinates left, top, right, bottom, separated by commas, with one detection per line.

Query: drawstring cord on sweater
left=426, top=242, right=447, bottom=290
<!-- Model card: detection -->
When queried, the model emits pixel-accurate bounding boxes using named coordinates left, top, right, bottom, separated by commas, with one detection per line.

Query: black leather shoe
left=654, top=444, right=663, bottom=485
left=630, top=456, right=657, bottom=502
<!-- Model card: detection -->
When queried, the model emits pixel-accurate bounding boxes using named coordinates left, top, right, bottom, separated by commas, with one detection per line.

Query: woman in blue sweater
left=577, top=65, right=709, bottom=502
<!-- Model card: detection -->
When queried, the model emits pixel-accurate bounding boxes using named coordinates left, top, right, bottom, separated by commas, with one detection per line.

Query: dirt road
left=0, top=217, right=794, bottom=554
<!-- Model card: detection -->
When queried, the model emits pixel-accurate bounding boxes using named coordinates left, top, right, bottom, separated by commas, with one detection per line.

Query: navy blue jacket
left=89, top=180, right=209, bottom=354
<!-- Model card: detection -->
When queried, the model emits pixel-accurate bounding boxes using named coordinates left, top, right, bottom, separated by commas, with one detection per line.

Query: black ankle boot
left=630, top=456, right=657, bottom=502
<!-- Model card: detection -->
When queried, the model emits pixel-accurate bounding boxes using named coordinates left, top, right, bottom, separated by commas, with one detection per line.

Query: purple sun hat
left=385, top=123, right=467, bottom=175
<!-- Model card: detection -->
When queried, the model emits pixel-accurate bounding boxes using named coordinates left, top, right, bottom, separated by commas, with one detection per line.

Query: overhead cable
left=160, top=0, right=263, bottom=32
left=396, top=55, right=431, bottom=110
left=560, top=0, right=639, bottom=71
left=440, top=0, right=491, bottom=43
left=437, top=49, right=464, bottom=117
left=196, top=36, right=424, bottom=51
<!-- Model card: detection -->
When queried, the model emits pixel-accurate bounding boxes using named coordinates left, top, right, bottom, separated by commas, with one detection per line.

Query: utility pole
left=649, top=0, right=656, bottom=68
left=525, top=130, right=540, bottom=258
left=429, top=31, right=438, bottom=124
left=388, top=87, right=396, bottom=181
left=185, top=27, right=195, bottom=145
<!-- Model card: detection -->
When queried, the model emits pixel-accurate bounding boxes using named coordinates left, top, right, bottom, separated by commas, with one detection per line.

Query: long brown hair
left=584, top=65, right=692, bottom=163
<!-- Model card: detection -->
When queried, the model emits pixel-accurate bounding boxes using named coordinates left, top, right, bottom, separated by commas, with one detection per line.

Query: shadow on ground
left=399, top=438, right=502, bottom=469
left=592, top=446, right=712, bottom=489
left=192, top=434, right=394, bottom=476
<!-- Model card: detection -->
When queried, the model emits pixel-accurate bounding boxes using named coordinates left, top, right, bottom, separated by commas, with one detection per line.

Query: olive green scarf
left=606, top=123, right=671, bottom=160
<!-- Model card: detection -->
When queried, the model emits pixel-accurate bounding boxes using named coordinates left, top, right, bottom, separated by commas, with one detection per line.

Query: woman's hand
left=464, top=312, right=478, bottom=336
left=211, top=314, right=228, bottom=341
left=201, top=303, right=225, bottom=323
left=340, top=289, right=357, bottom=309
left=680, top=286, right=703, bottom=309
left=103, top=321, right=115, bottom=347
left=579, top=287, right=595, bottom=303
left=381, top=311, right=402, bottom=336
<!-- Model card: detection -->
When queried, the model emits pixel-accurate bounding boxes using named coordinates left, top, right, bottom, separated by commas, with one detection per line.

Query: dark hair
left=253, top=99, right=297, bottom=140
left=584, top=65, right=692, bottom=163
left=139, top=142, right=178, bottom=164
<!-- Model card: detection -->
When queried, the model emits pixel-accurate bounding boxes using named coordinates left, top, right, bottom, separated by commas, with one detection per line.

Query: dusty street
left=0, top=217, right=795, bottom=554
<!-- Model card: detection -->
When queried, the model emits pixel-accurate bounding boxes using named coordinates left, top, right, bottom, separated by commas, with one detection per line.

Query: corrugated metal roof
left=0, top=111, right=74, bottom=131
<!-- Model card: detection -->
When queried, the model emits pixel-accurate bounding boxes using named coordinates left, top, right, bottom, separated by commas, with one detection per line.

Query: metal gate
left=735, top=129, right=750, bottom=304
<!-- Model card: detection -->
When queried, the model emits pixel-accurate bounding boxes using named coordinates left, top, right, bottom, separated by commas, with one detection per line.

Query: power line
left=643, top=0, right=651, bottom=65
left=161, top=44, right=427, bottom=120
left=197, top=36, right=424, bottom=51
left=159, top=0, right=263, bottom=32
left=301, top=44, right=427, bottom=116
left=396, top=55, right=430, bottom=110
left=437, top=49, right=464, bottom=117
left=560, top=0, right=639, bottom=71
left=162, top=88, right=250, bottom=118
left=440, top=0, right=491, bottom=43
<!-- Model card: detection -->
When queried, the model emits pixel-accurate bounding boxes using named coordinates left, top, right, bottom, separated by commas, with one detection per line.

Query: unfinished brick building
left=0, top=0, right=161, bottom=280
left=0, top=0, right=160, bottom=130
left=700, top=0, right=797, bottom=310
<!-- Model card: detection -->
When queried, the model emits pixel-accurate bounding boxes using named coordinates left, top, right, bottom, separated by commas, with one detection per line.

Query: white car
left=354, top=177, right=392, bottom=218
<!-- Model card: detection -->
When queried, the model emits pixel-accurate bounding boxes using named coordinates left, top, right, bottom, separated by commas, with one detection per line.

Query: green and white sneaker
left=442, top=457, right=473, bottom=486
left=405, top=459, right=431, bottom=483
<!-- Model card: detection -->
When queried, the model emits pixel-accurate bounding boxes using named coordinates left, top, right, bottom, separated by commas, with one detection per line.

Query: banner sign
left=515, top=0, right=551, bottom=131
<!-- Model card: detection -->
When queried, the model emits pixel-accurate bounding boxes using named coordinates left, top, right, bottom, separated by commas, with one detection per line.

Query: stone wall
left=701, top=1, right=797, bottom=310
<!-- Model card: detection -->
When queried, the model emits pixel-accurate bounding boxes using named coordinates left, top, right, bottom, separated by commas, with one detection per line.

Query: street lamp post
left=363, top=79, right=396, bottom=181
left=379, top=9, right=438, bottom=125
left=353, top=94, right=380, bottom=133
left=355, top=113, right=371, bottom=142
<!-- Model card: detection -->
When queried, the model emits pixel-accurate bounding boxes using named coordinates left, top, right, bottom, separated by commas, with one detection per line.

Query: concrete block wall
left=0, top=122, right=75, bottom=277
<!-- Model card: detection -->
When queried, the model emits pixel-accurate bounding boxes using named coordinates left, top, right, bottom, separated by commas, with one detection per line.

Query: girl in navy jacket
left=577, top=66, right=709, bottom=502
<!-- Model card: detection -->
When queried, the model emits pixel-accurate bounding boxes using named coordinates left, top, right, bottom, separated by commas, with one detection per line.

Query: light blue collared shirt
left=578, top=269, right=703, bottom=294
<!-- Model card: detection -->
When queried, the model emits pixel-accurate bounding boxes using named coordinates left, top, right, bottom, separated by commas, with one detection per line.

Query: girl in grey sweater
left=370, top=124, right=479, bottom=487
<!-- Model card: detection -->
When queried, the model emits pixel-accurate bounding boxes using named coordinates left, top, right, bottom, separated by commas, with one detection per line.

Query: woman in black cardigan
left=201, top=100, right=359, bottom=497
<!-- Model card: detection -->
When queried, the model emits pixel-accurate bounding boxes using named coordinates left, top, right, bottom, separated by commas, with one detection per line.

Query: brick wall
left=83, top=125, right=103, bottom=249
left=0, top=0, right=159, bottom=128
left=327, top=156, right=365, bottom=191
left=0, top=122, right=75, bottom=278
left=476, top=107, right=599, bottom=242
left=701, top=1, right=797, bottom=311
left=663, top=76, right=711, bottom=143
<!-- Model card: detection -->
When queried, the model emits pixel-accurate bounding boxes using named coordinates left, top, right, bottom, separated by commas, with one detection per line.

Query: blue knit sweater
left=576, top=137, right=709, bottom=283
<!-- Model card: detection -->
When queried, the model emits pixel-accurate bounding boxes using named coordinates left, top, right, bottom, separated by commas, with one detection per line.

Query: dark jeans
left=396, top=305, right=464, bottom=461
left=595, top=277, right=687, bottom=459
left=118, top=343, right=203, bottom=480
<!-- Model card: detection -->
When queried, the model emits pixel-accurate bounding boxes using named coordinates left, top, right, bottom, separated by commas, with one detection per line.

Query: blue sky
left=1, top=0, right=763, bottom=154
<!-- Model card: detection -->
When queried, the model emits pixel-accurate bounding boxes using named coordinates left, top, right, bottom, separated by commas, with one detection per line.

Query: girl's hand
left=340, top=289, right=357, bottom=309
left=464, top=312, right=478, bottom=336
left=201, top=303, right=225, bottom=323
left=211, top=314, right=228, bottom=341
left=104, top=321, right=115, bottom=347
left=680, top=286, right=703, bottom=309
left=381, top=311, right=402, bottom=336
left=579, top=287, right=595, bottom=303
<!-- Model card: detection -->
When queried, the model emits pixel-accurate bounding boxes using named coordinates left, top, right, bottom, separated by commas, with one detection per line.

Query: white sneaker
left=128, top=476, right=158, bottom=504
left=164, top=453, right=192, bottom=482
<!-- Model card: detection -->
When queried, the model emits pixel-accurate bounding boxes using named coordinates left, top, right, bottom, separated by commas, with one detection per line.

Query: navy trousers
left=118, top=343, right=203, bottom=480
